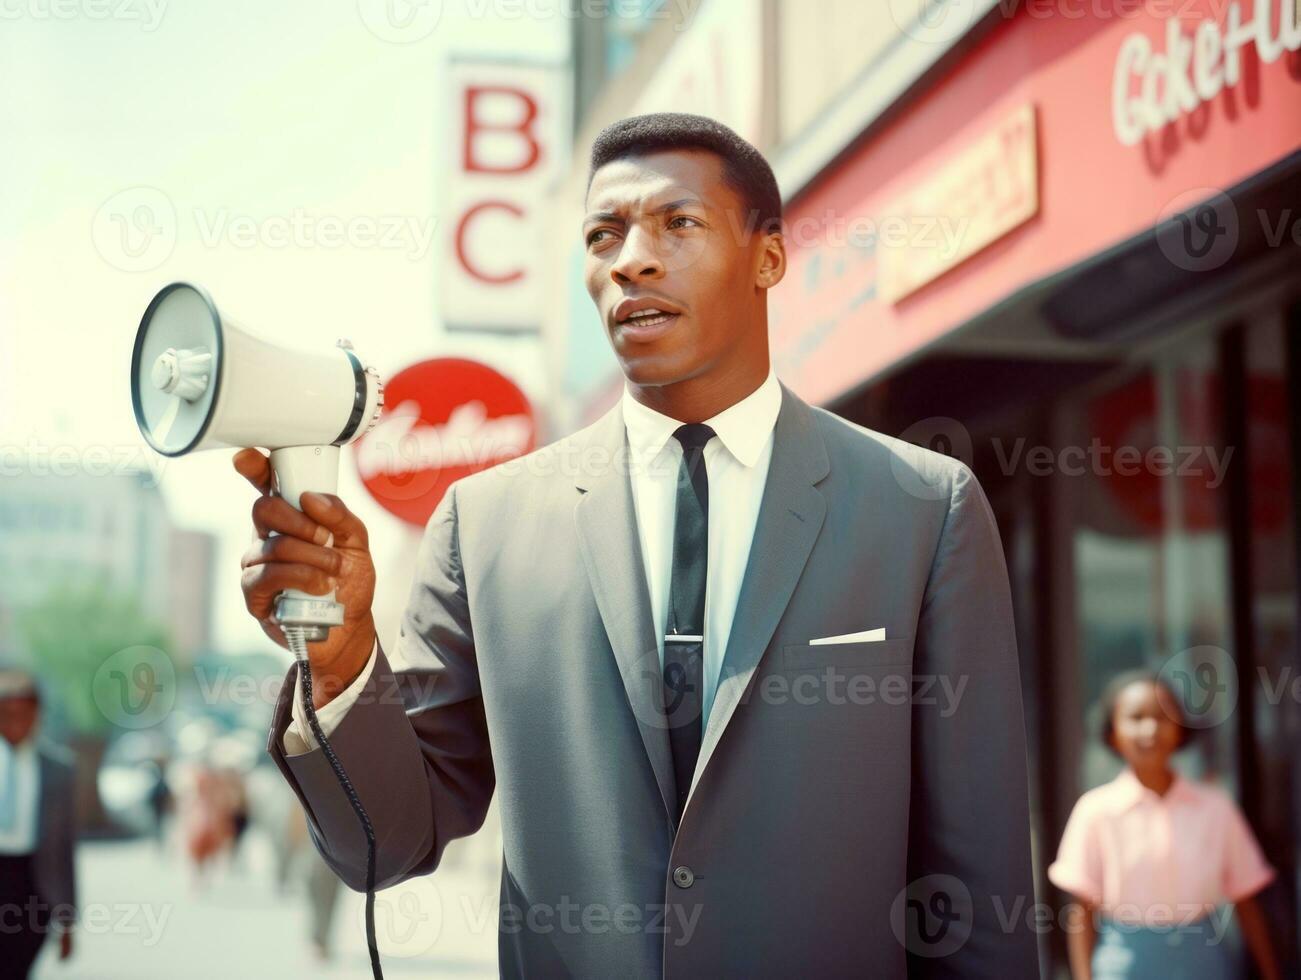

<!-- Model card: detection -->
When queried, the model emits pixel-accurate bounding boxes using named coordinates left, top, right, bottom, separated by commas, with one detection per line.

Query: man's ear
left=755, top=232, right=786, bottom=290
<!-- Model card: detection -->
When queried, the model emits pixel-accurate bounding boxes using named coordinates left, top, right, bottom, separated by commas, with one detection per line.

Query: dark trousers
left=0, top=853, right=49, bottom=980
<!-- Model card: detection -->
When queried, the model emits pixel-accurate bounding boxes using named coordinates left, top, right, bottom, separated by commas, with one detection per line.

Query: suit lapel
left=686, top=381, right=829, bottom=807
left=573, top=402, right=678, bottom=827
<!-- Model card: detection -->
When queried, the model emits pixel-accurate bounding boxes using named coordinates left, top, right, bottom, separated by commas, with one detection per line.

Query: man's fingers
left=232, top=449, right=272, bottom=495
left=241, top=535, right=342, bottom=575
left=236, top=452, right=367, bottom=552
left=299, top=492, right=370, bottom=550
left=241, top=562, right=338, bottom=605
left=251, top=495, right=332, bottom=545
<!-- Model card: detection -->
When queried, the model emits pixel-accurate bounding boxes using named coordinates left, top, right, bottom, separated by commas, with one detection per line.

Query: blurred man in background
left=0, top=668, right=77, bottom=978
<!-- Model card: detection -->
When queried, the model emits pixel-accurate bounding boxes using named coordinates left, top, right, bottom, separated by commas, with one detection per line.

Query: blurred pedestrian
left=178, top=763, right=234, bottom=889
left=301, top=844, right=342, bottom=961
left=224, top=769, right=250, bottom=867
left=1048, top=669, right=1280, bottom=980
left=143, top=758, right=172, bottom=852
left=0, top=667, right=76, bottom=979
left=275, top=802, right=307, bottom=895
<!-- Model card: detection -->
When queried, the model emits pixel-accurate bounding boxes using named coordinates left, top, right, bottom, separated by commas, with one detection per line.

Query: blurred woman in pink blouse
left=1048, top=669, right=1280, bottom=980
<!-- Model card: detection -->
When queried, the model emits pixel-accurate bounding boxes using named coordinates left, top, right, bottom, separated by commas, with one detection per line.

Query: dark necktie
left=664, top=422, right=714, bottom=823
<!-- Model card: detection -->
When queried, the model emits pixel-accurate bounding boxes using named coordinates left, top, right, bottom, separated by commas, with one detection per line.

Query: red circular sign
left=354, top=357, right=535, bottom=527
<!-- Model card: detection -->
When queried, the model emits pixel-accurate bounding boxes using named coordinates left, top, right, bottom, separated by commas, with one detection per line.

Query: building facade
left=0, top=468, right=216, bottom=665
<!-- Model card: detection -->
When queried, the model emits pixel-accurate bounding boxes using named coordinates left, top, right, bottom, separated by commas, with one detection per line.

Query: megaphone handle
left=270, top=445, right=345, bottom=641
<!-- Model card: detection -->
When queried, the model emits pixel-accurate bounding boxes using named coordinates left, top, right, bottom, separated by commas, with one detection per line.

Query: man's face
left=0, top=696, right=38, bottom=745
left=582, top=148, right=780, bottom=387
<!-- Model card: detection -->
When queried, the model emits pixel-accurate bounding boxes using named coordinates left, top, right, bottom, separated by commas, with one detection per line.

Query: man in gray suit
left=0, top=668, right=77, bottom=978
left=238, top=113, right=1040, bottom=977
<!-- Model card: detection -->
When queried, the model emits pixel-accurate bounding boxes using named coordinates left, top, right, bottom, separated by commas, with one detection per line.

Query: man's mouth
left=616, top=308, right=681, bottom=340
left=620, top=309, right=677, bottom=328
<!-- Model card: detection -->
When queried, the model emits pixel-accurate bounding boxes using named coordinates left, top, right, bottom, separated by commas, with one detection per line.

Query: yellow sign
left=879, top=103, right=1039, bottom=304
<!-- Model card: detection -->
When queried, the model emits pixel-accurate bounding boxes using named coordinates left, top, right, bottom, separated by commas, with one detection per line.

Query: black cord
left=295, top=657, right=383, bottom=979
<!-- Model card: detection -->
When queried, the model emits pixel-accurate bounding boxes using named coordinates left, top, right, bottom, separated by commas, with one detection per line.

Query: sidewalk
left=32, top=827, right=499, bottom=979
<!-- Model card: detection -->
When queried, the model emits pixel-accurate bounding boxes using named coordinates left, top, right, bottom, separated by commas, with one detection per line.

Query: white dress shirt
left=0, top=737, right=41, bottom=854
left=284, top=365, right=782, bottom=755
left=621, top=365, right=780, bottom=730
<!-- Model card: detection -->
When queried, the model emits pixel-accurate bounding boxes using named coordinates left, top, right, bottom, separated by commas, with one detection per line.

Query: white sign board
left=441, top=57, right=569, bottom=333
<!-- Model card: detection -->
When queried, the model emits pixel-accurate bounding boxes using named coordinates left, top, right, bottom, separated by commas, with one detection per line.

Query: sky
left=0, top=0, right=574, bottom=653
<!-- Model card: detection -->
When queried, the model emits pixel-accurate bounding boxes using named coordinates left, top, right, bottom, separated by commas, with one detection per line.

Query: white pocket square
left=808, top=628, right=886, bottom=645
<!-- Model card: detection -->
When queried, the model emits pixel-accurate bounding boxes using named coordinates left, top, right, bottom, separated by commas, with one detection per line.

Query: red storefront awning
left=770, top=0, right=1301, bottom=405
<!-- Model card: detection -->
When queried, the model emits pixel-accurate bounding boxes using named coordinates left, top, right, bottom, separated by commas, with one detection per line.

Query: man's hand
left=234, top=448, right=377, bottom=708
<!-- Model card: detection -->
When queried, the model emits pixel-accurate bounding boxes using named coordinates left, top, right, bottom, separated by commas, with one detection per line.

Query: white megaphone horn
left=130, top=281, right=385, bottom=645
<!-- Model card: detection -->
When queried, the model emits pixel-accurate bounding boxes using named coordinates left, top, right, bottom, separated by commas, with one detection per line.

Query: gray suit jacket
left=35, top=744, right=77, bottom=928
left=266, top=380, right=1040, bottom=978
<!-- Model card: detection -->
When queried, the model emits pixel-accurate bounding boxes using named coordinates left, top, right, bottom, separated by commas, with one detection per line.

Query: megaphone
left=130, top=281, right=385, bottom=645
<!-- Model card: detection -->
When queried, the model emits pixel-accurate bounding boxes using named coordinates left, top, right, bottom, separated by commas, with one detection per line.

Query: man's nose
left=611, top=224, right=663, bottom=281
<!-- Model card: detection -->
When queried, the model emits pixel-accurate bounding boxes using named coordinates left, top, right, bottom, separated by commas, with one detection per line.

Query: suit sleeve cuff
left=282, top=638, right=379, bottom=756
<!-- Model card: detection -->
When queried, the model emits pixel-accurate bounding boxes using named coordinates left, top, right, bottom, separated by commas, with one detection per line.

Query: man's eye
left=668, top=216, right=700, bottom=229
left=587, top=229, right=612, bottom=246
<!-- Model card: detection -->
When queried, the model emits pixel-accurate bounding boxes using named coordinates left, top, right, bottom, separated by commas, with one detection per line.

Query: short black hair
left=1097, top=668, right=1194, bottom=757
left=586, top=112, right=783, bottom=237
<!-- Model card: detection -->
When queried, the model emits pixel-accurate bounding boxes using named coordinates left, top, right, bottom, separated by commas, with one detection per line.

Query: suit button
left=672, top=866, right=694, bottom=888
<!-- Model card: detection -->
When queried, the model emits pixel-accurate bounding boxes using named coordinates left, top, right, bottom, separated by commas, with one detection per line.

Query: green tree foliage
left=15, top=578, right=172, bottom=736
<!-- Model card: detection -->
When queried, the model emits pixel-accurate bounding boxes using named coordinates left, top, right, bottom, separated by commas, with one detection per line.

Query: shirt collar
left=0, top=736, right=36, bottom=760
left=620, top=364, right=781, bottom=469
left=1111, top=766, right=1195, bottom=811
